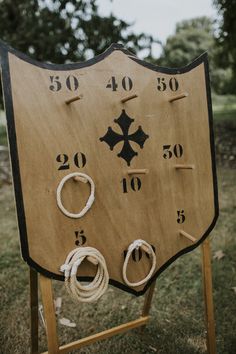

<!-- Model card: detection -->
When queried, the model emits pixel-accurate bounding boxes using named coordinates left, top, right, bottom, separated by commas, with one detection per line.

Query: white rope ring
left=56, top=172, right=95, bottom=218
left=122, top=239, right=156, bottom=287
left=60, top=247, right=109, bottom=303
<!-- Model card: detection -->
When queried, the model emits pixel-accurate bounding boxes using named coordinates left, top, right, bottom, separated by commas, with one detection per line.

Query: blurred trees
left=0, top=0, right=235, bottom=97
left=159, top=17, right=215, bottom=68
left=0, top=0, right=154, bottom=63
left=158, top=16, right=233, bottom=94
left=0, top=0, right=155, bottom=108
left=213, top=0, right=236, bottom=92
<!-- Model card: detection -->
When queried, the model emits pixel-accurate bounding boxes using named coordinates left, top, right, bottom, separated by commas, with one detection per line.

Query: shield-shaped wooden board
left=0, top=42, right=218, bottom=295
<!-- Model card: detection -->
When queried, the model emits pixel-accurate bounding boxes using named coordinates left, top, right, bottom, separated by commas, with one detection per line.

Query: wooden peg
left=174, top=164, right=195, bottom=170
left=73, top=176, right=88, bottom=183
left=140, top=244, right=152, bottom=254
left=127, top=169, right=149, bottom=175
left=179, top=230, right=197, bottom=243
left=87, top=256, right=98, bottom=265
left=65, top=94, right=83, bottom=105
left=121, top=94, right=138, bottom=103
left=169, top=92, right=188, bottom=103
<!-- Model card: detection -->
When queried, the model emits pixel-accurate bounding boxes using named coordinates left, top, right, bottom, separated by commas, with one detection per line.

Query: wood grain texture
left=202, top=240, right=216, bottom=354
left=3, top=46, right=217, bottom=294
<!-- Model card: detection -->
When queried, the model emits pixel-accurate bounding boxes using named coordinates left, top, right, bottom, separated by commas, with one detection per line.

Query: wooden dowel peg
left=174, top=164, right=195, bottom=170
left=179, top=230, right=197, bottom=243
left=73, top=176, right=88, bottom=183
left=140, top=244, right=152, bottom=255
left=121, top=94, right=138, bottom=103
left=127, top=169, right=149, bottom=175
left=87, top=256, right=98, bottom=265
left=169, top=92, right=188, bottom=103
left=65, top=94, right=83, bottom=105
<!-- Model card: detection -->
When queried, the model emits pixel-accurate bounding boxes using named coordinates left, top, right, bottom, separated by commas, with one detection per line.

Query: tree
left=0, top=0, right=154, bottom=63
left=158, top=16, right=232, bottom=94
left=0, top=0, right=155, bottom=109
left=213, top=0, right=236, bottom=91
left=159, top=17, right=216, bottom=67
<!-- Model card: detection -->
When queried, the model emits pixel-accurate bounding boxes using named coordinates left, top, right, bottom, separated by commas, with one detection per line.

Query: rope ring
left=60, top=247, right=109, bottom=303
left=56, top=172, right=95, bottom=218
left=122, top=239, right=156, bottom=287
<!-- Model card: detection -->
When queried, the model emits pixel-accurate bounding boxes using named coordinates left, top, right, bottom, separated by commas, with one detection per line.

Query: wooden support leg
left=142, top=281, right=156, bottom=317
left=30, top=268, right=39, bottom=354
left=201, top=239, right=216, bottom=354
left=140, top=280, right=156, bottom=331
left=39, top=275, right=59, bottom=354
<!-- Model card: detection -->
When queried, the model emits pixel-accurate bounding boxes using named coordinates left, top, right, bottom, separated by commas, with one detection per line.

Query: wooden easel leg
left=30, top=268, right=39, bottom=354
left=39, top=275, right=59, bottom=354
left=142, top=280, right=156, bottom=317
left=140, top=280, right=156, bottom=331
left=201, top=239, right=216, bottom=354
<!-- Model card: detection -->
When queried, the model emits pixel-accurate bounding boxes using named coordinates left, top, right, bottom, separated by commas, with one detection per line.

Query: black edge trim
left=0, top=41, right=219, bottom=297
left=0, top=47, right=30, bottom=263
left=0, top=40, right=135, bottom=71
left=129, top=51, right=208, bottom=74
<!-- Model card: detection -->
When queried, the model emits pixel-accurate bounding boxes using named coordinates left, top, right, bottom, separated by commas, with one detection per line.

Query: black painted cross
left=99, top=110, right=149, bottom=166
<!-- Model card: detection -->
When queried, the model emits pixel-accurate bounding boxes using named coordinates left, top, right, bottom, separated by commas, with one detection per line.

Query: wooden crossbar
left=32, top=241, right=216, bottom=354
left=41, top=316, right=149, bottom=354
left=38, top=274, right=155, bottom=354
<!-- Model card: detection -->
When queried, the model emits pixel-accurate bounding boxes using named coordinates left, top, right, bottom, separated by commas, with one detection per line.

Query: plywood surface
left=1, top=44, right=218, bottom=295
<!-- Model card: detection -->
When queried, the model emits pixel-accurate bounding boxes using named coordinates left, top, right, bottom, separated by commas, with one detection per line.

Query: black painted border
left=0, top=41, right=219, bottom=296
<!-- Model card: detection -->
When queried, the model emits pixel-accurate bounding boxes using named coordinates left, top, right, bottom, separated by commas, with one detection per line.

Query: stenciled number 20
left=56, top=152, right=86, bottom=170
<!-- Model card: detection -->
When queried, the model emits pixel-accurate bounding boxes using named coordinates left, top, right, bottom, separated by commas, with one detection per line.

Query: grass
left=0, top=96, right=235, bottom=353
left=212, top=94, right=236, bottom=123
left=212, top=94, right=236, bottom=112
left=0, top=167, right=235, bottom=354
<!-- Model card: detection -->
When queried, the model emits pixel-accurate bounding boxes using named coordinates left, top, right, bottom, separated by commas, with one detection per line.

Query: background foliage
left=0, top=0, right=154, bottom=62
left=0, top=0, right=235, bottom=96
left=213, top=0, right=236, bottom=92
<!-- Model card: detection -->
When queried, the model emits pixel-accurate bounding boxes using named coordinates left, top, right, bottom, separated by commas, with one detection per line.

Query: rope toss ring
left=122, top=239, right=156, bottom=287
left=60, top=247, right=109, bottom=303
left=56, top=172, right=95, bottom=218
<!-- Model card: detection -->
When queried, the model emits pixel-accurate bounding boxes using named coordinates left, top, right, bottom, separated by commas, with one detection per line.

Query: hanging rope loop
left=60, top=247, right=109, bottom=302
left=123, top=239, right=156, bottom=287
left=56, top=172, right=95, bottom=218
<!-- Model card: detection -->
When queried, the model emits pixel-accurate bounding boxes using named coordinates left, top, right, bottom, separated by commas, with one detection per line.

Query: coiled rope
left=60, top=247, right=109, bottom=302
left=56, top=172, right=95, bottom=218
left=123, top=239, right=156, bottom=287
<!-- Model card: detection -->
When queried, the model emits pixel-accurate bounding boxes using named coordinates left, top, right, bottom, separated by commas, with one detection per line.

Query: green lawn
left=212, top=94, right=236, bottom=123
left=0, top=96, right=235, bottom=353
left=212, top=94, right=236, bottom=112
left=0, top=167, right=235, bottom=353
